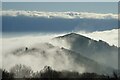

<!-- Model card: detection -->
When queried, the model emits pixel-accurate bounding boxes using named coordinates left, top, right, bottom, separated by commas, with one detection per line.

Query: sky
left=2, top=0, right=120, bottom=2
left=2, top=2, right=118, bottom=14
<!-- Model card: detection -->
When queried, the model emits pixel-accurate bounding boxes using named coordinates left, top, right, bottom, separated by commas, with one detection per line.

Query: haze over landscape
left=1, top=2, right=119, bottom=78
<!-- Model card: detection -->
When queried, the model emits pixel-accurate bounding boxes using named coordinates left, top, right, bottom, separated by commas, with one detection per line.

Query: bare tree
left=10, top=64, right=33, bottom=78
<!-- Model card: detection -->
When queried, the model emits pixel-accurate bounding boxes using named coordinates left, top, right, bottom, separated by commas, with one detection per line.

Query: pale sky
left=1, top=0, right=120, bottom=2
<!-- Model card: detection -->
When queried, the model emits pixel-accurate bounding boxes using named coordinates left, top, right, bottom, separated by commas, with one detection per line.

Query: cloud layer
left=2, top=10, right=118, bottom=32
left=2, top=10, right=118, bottom=19
left=77, top=29, right=119, bottom=47
left=1, top=29, right=119, bottom=71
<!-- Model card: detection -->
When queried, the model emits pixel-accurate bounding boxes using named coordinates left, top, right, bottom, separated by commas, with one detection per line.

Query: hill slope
left=53, top=33, right=118, bottom=69
left=9, top=43, right=114, bottom=74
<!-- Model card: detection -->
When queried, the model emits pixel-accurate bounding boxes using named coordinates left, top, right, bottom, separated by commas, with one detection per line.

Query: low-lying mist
left=1, top=29, right=119, bottom=73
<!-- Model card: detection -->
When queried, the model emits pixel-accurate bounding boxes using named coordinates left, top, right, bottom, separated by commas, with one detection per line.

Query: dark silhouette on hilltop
left=25, top=47, right=28, bottom=51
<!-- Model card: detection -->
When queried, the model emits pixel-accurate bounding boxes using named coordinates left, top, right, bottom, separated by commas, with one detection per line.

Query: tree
left=10, top=64, right=33, bottom=78
left=2, top=69, right=14, bottom=80
left=40, top=66, right=60, bottom=78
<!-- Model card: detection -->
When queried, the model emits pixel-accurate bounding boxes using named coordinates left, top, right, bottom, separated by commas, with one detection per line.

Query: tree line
left=1, top=64, right=120, bottom=80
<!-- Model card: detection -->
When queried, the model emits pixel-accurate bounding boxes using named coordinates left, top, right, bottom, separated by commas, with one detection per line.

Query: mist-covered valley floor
left=1, top=29, right=119, bottom=79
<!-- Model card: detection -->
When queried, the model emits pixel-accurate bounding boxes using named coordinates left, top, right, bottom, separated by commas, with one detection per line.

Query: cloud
left=51, top=29, right=118, bottom=69
left=1, top=34, right=85, bottom=72
left=2, top=10, right=118, bottom=32
left=1, top=29, right=118, bottom=72
left=2, top=10, right=118, bottom=19
left=76, top=29, right=119, bottom=47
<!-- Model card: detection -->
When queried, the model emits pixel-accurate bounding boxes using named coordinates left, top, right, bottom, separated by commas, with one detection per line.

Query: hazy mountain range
left=2, top=10, right=118, bottom=32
